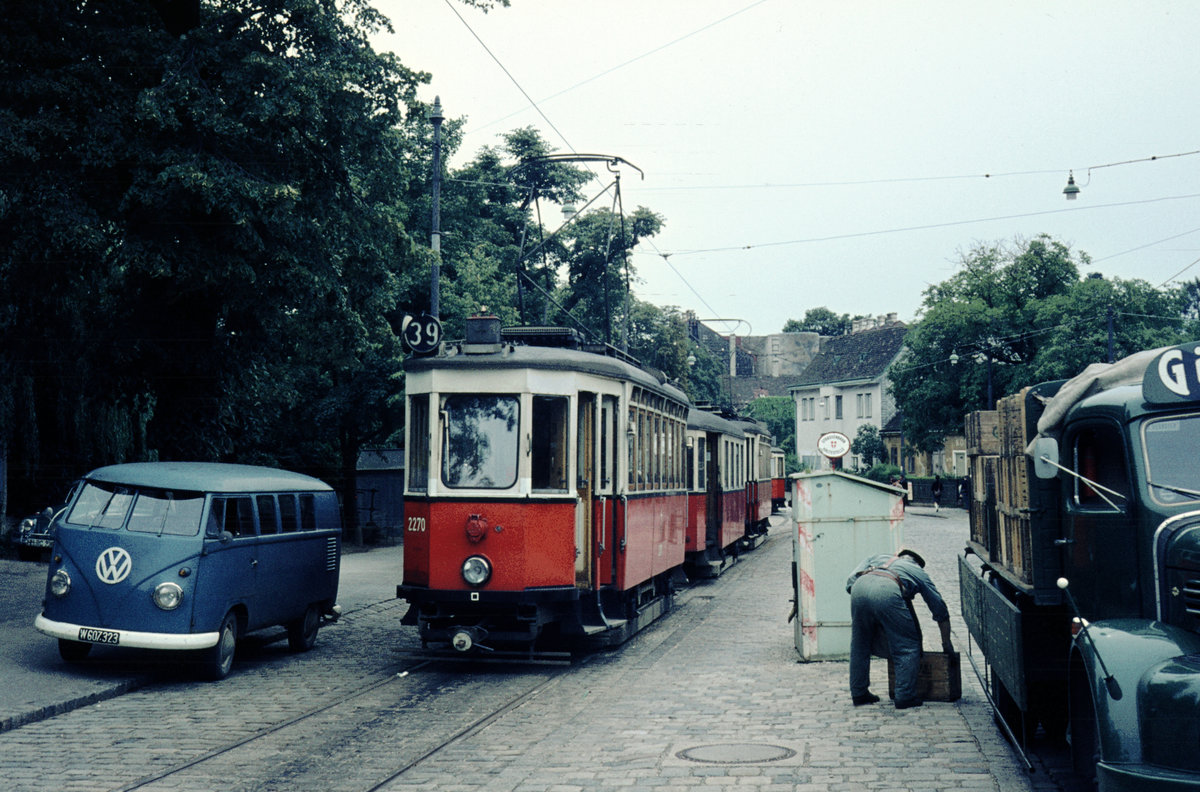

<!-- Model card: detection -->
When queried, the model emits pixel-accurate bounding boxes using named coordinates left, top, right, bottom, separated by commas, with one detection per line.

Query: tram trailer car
left=959, top=341, right=1200, bottom=790
left=684, top=409, right=748, bottom=578
left=734, top=417, right=773, bottom=548
left=770, top=447, right=787, bottom=512
left=398, top=320, right=692, bottom=657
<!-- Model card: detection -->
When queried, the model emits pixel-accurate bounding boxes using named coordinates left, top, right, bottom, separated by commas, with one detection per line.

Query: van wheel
left=58, top=639, right=91, bottom=663
left=287, top=604, right=320, bottom=652
left=202, top=612, right=238, bottom=681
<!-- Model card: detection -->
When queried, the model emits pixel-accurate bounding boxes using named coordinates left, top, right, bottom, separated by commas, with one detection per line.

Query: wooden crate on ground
left=887, top=651, right=962, bottom=702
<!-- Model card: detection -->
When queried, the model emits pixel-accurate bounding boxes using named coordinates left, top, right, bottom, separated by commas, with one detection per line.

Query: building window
left=835, top=395, right=843, bottom=420
left=855, top=394, right=864, bottom=419
left=864, top=393, right=873, bottom=418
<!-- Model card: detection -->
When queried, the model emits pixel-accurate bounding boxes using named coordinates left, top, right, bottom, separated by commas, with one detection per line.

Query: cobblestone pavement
left=0, top=506, right=1035, bottom=792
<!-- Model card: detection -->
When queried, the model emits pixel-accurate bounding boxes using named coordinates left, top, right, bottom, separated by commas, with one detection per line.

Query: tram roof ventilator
left=459, top=315, right=645, bottom=369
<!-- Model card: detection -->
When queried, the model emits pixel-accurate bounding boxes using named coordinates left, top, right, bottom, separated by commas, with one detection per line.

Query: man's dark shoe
left=852, top=692, right=880, bottom=706
left=894, top=698, right=923, bottom=710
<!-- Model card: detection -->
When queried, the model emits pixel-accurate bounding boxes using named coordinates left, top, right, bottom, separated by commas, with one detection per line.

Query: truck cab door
left=1061, top=421, right=1137, bottom=619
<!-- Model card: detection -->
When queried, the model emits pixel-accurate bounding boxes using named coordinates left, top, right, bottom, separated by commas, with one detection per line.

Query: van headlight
left=152, top=581, right=184, bottom=611
left=461, top=555, right=492, bottom=587
left=49, top=569, right=71, bottom=597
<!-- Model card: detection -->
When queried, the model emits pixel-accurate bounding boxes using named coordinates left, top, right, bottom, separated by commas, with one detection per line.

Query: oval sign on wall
left=817, top=431, right=850, bottom=459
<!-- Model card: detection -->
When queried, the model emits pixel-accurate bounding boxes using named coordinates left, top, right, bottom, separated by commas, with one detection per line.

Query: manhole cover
left=676, top=743, right=796, bottom=764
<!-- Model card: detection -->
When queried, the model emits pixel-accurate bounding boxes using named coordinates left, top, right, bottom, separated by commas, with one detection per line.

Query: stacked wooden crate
left=994, top=388, right=1034, bottom=584
left=965, top=410, right=999, bottom=555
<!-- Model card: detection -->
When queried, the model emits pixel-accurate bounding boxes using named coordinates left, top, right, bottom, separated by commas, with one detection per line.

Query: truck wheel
left=1069, top=670, right=1099, bottom=781
left=58, top=639, right=91, bottom=663
left=201, top=612, right=238, bottom=681
left=286, top=604, right=320, bottom=652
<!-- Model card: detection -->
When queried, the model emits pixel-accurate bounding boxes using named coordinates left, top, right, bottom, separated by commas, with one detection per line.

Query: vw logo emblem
left=95, top=547, right=132, bottom=585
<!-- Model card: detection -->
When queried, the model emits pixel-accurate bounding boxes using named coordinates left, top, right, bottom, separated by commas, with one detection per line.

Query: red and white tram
left=683, top=409, right=747, bottom=578
left=770, top=446, right=787, bottom=512
left=397, top=319, right=690, bottom=656
left=735, top=417, right=773, bottom=548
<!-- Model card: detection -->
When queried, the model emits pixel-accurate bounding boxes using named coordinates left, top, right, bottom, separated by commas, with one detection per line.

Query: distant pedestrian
left=845, top=549, right=953, bottom=710
left=931, top=475, right=943, bottom=513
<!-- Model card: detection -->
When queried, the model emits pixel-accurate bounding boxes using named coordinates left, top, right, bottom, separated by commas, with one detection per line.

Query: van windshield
left=67, top=482, right=134, bottom=529
left=66, top=481, right=205, bottom=535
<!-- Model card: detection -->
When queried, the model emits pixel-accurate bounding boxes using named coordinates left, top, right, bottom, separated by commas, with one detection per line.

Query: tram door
left=598, top=395, right=618, bottom=585
left=577, top=393, right=595, bottom=588
left=705, top=433, right=720, bottom=552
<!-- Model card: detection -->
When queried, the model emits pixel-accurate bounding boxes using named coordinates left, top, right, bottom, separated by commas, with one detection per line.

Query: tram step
left=581, top=619, right=627, bottom=635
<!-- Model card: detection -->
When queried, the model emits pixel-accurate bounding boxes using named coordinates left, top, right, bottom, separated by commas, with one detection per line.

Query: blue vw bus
left=34, top=462, right=342, bottom=680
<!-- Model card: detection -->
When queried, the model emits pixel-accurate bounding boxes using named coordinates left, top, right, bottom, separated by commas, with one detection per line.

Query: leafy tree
left=553, top=206, right=663, bottom=347
left=850, top=424, right=887, bottom=468
left=1, top=0, right=428, bottom=527
left=782, top=307, right=856, bottom=336
left=743, top=396, right=799, bottom=472
left=889, top=234, right=1200, bottom=451
left=426, top=127, right=591, bottom=337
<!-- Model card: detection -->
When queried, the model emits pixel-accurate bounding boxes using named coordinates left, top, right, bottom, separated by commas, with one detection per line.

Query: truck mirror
left=1030, top=436, right=1059, bottom=479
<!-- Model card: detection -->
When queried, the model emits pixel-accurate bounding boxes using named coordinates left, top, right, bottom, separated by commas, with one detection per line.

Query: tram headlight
left=49, top=569, right=71, bottom=597
left=461, top=555, right=492, bottom=587
left=152, top=581, right=184, bottom=611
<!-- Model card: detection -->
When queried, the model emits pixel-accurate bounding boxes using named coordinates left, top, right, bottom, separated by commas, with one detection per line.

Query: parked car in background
left=15, top=502, right=68, bottom=561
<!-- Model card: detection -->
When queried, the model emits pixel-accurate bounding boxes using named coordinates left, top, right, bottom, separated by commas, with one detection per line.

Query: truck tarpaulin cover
left=1034, top=346, right=1167, bottom=439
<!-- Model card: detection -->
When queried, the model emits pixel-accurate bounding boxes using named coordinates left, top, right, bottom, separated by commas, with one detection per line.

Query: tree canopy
left=782, top=307, right=857, bottom=336
left=1, top=0, right=429, bottom=517
left=889, top=234, right=1200, bottom=451
left=0, top=1, right=680, bottom=525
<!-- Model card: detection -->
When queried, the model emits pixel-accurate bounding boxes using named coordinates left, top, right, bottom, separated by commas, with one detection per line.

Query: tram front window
left=1144, top=413, right=1200, bottom=504
left=442, top=395, right=519, bottom=489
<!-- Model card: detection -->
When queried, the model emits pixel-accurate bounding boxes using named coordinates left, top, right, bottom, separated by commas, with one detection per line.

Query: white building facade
left=789, top=319, right=906, bottom=471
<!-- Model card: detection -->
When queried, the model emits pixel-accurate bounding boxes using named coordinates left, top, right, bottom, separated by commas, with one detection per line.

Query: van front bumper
left=35, top=614, right=220, bottom=650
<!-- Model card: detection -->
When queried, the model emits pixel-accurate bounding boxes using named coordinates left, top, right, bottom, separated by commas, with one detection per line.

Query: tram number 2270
left=406, top=517, right=427, bottom=533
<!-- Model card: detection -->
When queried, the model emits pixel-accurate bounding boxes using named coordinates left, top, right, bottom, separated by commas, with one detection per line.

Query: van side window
left=210, top=497, right=256, bottom=537
left=127, top=490, right=205, bottom=536
left=256, top=495, right=279, bottom=534
left=278, top=495, right=299, bottom=533
left=299, top=494, right=317, bottom=531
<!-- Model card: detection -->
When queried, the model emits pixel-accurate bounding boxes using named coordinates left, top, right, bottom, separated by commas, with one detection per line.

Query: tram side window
left=532, top=395, right=569, bottom=492
left=209, top=497, right=256, bottom=538
left=1072, top=424, right=1129, bottom=509
left=408, top=395, right=430, bottom=492
left=628, top=406, right=637, bottom=488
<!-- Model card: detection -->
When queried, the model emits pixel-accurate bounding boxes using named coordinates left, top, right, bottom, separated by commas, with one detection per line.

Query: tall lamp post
left=429, top=96, right=444, bottom=319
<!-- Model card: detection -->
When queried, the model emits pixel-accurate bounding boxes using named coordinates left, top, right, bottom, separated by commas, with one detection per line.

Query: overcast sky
left=372, top=0, right=1200, bottom=337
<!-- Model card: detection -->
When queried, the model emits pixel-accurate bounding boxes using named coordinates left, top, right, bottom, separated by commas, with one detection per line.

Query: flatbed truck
left=959, top=340, right=1200, bottom=790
